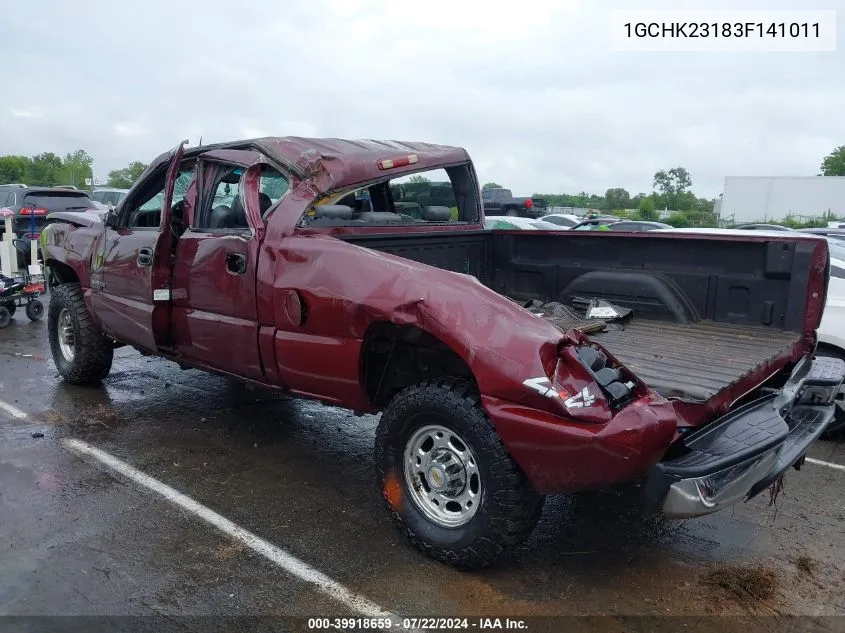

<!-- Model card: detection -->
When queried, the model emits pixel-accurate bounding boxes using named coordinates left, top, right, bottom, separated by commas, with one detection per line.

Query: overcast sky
left=1, top=0, right=843, bottom=198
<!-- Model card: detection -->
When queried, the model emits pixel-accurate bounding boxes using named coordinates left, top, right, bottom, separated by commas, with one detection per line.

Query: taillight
left=20, top=207, right=47, bottom=216
left=525, top=199, right=534, bottom=209
left=377, top=154, right=419, bottom=170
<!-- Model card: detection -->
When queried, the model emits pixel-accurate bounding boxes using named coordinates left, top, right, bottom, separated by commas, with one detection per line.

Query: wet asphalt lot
left=2, top=301, right=845, bottom=632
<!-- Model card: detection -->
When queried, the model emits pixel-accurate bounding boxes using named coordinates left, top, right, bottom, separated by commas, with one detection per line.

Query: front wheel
left=48, top=283, right=113, bottom=384
left=375, top=380, right=545, bottom=570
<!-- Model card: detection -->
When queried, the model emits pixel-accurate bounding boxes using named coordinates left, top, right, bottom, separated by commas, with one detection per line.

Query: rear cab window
left=298, top=164, right=480, bottom=228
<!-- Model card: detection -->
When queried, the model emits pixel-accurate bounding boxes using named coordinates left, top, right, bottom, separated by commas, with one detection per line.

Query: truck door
left=91, top=141, right=187, bottom=352
left=168, top=150, right=286, bottom=381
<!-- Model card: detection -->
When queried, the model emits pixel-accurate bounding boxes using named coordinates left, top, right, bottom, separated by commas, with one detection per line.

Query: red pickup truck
left=41, top=138, right=844, bottom=570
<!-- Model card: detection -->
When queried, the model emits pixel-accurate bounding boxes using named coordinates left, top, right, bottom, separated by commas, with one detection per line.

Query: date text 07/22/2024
left=307, top=617, right=528, bottom=630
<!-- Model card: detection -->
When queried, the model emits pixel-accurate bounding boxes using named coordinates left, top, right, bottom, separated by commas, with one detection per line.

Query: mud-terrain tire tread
left=49, top=283, right=113, bottom=384
left=3, top=301, right=16, bottom=317
left=375, top=379, right=545, bottom=571
left=0, top=306, right=10, bottom=328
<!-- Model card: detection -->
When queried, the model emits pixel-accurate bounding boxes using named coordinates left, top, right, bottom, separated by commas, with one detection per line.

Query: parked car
left=736, top=223, right=794, bottom=231
left=40, top=137, right=843, bottom=570
left=798, top=227, right=845, bottom=241
left=481, top=187, right=548, bottom=218
left=603, top=220, right=672, bottom=232
left=538, top=213, right=580, bottom=228
left=813, top=236, right=845, bottom=436
left=0, top=187, right=98, bottom=242
left=90, top=188, right=130, bottom=209
left=569, top=216, right=624, bottom=230
left=484, top=216, right=565, bottom=230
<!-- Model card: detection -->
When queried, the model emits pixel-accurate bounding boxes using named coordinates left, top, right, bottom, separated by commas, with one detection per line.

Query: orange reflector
left=377, top=154, right=419, bottom=170
left=383, top=471, right=404, bottom=511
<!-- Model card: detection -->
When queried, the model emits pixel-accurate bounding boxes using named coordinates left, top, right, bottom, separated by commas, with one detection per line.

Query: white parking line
left=806, top=456, right=845, bottom=472
left=0, top=398, right=28, bottom=419
left=62, top=438, right=414, bottom=628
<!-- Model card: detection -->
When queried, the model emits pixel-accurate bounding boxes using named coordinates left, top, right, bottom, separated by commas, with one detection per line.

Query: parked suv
left=0, top=187, right=97, bottom=241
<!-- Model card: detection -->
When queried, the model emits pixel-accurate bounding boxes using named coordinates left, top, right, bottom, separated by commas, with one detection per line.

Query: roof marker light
left=377, top=154, right=419, bottom=170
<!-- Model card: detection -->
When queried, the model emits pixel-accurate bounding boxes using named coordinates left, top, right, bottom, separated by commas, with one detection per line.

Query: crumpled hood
left=45, top=210, right=105, bottom=228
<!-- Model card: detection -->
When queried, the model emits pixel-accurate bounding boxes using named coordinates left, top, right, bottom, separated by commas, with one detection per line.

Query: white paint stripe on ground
left=806, top=456, right=845, bottom=472
left=62, top=438, right=417, bottom=628
left=0, top=398, right=28, bottom=419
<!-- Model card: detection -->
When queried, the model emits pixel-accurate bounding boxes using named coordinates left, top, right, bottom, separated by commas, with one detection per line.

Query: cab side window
left=194, top=165, right=248, bottom=231
left=122, top=169, right=192, bottom=229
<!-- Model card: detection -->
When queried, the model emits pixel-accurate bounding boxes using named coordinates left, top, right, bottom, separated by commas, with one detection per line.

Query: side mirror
left=12, top=238, right=28, bottom=254
left=105, top=209, right=119, bottom=229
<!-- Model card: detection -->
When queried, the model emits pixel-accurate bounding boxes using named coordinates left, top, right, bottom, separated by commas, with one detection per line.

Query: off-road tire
left=2, top=301, right=16, bottom=318
left=25, top=299, right=44, bottom=322
left=48, top=283, right=113, bottom=384
left=375, top=379, right=545, bottom=571
left=0, top=306, right=10, bottom=328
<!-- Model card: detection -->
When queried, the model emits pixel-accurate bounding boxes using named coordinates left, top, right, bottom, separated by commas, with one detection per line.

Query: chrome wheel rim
left=57, top=308, right=75, bottom=362
left=403, top=424, right=482, bottom=528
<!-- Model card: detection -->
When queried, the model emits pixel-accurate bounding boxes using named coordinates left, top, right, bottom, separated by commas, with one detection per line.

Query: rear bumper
left=643, top=355, right=845, bottom=519
left=13, top=217, right=46, bottom=239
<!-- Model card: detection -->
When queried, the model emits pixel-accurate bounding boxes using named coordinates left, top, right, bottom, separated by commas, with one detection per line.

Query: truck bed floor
left=589, top=320, right=802, bottom=402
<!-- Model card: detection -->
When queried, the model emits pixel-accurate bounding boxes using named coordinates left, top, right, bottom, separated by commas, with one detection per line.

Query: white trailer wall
left=720, top=176, right=845, bottom=223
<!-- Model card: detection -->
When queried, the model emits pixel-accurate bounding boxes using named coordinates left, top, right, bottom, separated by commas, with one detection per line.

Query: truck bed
left=589, top=320, right=802, bottom=402
left=348, top=229, right=821, bottom=407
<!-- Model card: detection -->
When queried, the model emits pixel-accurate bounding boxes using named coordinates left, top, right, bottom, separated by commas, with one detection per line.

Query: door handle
left=137, top=247, right=153, bottom=267
left=226, top=253, right=247, bottom=275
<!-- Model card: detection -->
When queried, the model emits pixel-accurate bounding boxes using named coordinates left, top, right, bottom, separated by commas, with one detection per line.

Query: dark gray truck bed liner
left=589, top=320, right=801, bottom=402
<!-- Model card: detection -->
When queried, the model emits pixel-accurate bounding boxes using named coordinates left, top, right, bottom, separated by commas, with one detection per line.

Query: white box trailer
left=720, top=176, right=845, bottom=223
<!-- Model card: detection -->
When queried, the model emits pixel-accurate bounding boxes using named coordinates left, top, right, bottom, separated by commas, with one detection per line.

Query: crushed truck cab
left=41, top=137, right=844, bottom=570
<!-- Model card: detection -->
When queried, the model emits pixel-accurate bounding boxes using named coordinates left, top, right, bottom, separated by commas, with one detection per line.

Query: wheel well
left=362, top=322, right=477, bottom=408
left=46, top=260, right=79, bottom=287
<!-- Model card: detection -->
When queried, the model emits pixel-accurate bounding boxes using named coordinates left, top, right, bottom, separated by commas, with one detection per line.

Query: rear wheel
left=0, top=306, right=10, bottom=328
left=48, top=283, right=113, bottom=384
left=25, top=299, right=44, bottom=322
left=375, top=379, right=545, bottom=570
left=2, top=302, right=15, bottom=318
left=505, top=208, right=518, bottom=217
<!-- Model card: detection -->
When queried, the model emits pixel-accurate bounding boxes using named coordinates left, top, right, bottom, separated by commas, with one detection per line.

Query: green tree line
left=0, top=150, right=95, bottom=188
left=0, top=150, right=149, bottom=190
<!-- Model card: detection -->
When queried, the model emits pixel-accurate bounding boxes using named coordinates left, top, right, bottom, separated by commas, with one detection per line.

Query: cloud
left=8, top=108, right=43, bottom=118
left=112, top=122, right=149, bottom=138
left=1, top=0, right=843, bottom=197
